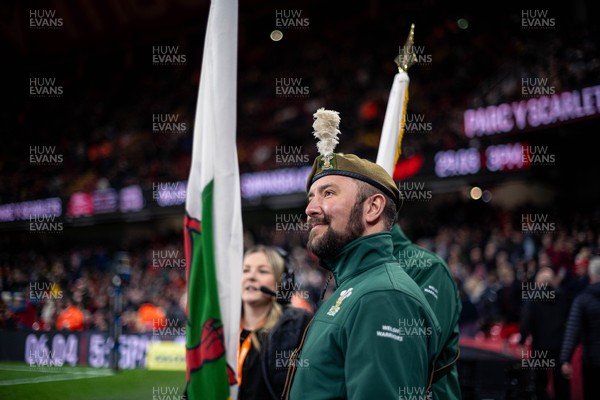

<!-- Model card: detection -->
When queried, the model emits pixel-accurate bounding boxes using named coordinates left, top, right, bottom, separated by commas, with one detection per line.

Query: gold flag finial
left=394, top=23, right=415, bottom=72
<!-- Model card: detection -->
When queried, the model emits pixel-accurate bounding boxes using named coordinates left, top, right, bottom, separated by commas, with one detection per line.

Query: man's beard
left=307, top=199, right=365, bottom=260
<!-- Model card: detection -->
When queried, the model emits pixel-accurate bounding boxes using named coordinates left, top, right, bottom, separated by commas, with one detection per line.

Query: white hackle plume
left=312, top=108, right=341, bottom=161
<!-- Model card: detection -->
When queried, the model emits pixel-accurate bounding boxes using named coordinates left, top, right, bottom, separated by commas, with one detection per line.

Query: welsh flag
left=183, top=0, right=242, bottom=398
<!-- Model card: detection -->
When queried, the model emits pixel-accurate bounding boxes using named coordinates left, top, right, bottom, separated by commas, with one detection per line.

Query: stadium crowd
left=0, top=231, right=187, bottom=333
left=1, top=202, right=598, bottom=339
left=3, top=12, right=598, bottom=203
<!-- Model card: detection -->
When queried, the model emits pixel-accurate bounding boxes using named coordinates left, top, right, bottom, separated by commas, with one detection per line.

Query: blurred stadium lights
left=470, top=186, right=483, bottom=200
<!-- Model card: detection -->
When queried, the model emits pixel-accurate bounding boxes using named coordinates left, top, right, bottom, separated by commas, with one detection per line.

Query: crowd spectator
left=56, top=298, right=85, bottom=331
left=519, top=267, right=571, bottom=400
left=560, top=257, right=600, bottom=400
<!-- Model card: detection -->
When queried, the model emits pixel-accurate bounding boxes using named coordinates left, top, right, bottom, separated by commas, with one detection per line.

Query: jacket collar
left=391, top=224, right=411, bottom=253
left=319, top=232, right=396, bottom=286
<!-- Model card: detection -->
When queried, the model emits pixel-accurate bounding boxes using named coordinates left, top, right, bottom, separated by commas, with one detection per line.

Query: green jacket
left=289, top=232, right=441, bottom=400
left=391, top=225, right=462, bottom=400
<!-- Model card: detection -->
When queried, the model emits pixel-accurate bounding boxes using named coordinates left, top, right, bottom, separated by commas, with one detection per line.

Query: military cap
left=306, top=153, right=401, bottom=208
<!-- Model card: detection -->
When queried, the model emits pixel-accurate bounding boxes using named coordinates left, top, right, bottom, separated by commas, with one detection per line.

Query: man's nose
left=305, top=197, right=321, bottom=218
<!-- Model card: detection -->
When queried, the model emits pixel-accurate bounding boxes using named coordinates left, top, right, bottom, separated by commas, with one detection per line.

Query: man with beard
left=283, top=152, right=441, bottom=400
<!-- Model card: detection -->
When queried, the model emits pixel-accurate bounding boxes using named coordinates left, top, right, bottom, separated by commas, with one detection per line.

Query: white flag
left=376, top=71, right=410, bottom=176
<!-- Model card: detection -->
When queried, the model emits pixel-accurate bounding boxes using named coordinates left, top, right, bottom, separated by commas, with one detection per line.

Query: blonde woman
left=238, top=245, right=312, bottom=400
left=238, top=245, right=284, bottom=400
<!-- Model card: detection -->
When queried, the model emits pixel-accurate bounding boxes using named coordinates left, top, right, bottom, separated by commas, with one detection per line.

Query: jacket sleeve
left=424, top=259, right=461, bottom=400
left=341, top=291, right=440, bottom=400
left=421, top=258, right=461, bottom=365
left=560, top=295, right=584, bottom=363
left=262, top=307, right=314, bottom=400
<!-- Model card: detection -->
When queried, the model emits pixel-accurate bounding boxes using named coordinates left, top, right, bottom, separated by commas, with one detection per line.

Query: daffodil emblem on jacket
left=327, top=288, right=353, bottom=316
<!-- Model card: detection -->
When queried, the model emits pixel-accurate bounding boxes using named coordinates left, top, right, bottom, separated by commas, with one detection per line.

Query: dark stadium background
left=1, top=0, right=599, bottom=399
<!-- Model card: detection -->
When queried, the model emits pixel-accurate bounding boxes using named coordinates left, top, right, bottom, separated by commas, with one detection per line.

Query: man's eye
left=324, top=190, right=333, bottom=197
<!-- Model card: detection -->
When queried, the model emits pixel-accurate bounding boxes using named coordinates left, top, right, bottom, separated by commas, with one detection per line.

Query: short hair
left=535, top=267, right=555, bottom=284
left=355, top=180, right=398, bottom=231
left=589, top=256, right=600, bottom=277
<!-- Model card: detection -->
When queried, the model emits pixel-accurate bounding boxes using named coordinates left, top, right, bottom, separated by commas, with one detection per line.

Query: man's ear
left=364, top=194, right=385, bottom=225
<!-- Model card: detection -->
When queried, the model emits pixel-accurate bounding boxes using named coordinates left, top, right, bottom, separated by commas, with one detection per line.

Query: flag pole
left=376, top=24, right=416, bottom=176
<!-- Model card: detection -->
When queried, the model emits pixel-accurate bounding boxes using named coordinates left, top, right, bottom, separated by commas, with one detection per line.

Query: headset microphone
left=260, top=286, right=277, bottom=297
left=255, top=247, right=296, bottom=304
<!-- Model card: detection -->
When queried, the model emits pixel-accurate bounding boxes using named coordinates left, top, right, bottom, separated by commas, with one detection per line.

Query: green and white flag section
left=184, top=0, right=242, bottom=399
